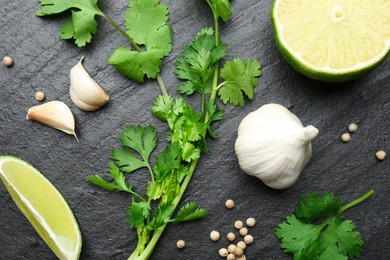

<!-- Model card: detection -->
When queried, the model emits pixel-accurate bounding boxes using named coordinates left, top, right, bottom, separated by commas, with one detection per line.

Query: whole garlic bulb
left=234, top=104, right=319, bottom=189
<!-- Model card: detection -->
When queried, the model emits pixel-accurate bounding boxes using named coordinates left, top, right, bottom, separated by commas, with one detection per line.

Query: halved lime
left=0, top=156, right=82, bottom=260
left=271, top=0, right=390, bottom=82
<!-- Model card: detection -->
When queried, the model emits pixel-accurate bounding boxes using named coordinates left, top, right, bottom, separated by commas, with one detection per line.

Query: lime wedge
left=271, top=0, right=390, bottom=82
left=0, top=156, right=82, bottom=260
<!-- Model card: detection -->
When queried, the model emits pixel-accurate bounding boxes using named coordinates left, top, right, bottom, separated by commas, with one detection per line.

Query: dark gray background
left=0, top=0, right=389, bottom=259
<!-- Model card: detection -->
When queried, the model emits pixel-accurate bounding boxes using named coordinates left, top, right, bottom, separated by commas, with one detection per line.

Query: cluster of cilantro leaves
left=37, top=0, right=172, bottom=83
left=275, top=190, right=374, bottom=260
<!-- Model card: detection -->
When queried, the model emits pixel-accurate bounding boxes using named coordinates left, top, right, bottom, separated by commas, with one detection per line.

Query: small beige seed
left=176, top=239, right=185, bottom=249
left=237, top=241, right=247, bottom=250
left=341, top=133, right=351, bottom=143
left=219, top=248, right=229, bottom=257
left=210, top=230, right=220, bottom=241
left=228, top=244, right=237, bottom=253
left=376, top=150, right=386, bottom=161
left=234, top=220, right=244, bottom=230
left=227, top=253, right=236, bottom=260
left=246, top=217, right=256, bottom=227
left=236, top=255, right=246, bottom=260
left=348, top=123, right=358, bottom=133
left=225, top=199, right=235, bottom=209
left=239, top=227, right=248, bottom=236
left=3, top=56, right=13, bottom=67
left=233, top=247, right=244, bottom=257
left=244, top=234, right=253, bottom=245
left=227, top=232, right=236, bottom=242
left=35, top=91, right=45, bottom=102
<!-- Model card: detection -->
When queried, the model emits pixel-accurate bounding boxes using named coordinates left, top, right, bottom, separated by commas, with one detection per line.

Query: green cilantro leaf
left=170, top=202, right=208, bottom=222
left=296, top=192, right=342, bottom=223
left=175, top=28, right=228, bottom=95
left=87, top=175, right=120, bottom=192
left=218, top=58, right=262, bottom=107
left=120, top=124, right=157, bottom=162
left=128, top=200, right=151, bottom=228
left=151, top=94, right=174, bottom=121
left=154, top=142, right=182, bottom=181
left=150, top=203, right=175, bottom=229
left=36, top=0, right=103, bottom=47
left=205, top=101, right=224, bottom=138
left=275, top=190, right=374, bottom=260
left=109, top=0, right=172, bottom=82
left=207, top=0, right=232, bottom=22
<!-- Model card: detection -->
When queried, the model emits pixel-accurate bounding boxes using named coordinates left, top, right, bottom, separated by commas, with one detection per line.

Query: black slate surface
left=0, top=1, right=389, bottom=259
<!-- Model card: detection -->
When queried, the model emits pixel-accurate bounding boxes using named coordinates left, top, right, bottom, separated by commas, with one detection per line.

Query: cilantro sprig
left=275, top=190, right=374, bottom=259
left=37, top=0, right=262, bottom=259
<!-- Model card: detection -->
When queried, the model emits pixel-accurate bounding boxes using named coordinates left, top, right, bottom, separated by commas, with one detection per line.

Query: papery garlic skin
left=26, top=101, right=77, bottom=139
left=69, top=57, right=109, bottom=111
left=235, top=103, right=319, bottom=189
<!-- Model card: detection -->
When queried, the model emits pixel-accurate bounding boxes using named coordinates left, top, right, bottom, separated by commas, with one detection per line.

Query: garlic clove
left=69, top=57, right=109, bottom=111
left=26, top=101, right=78, bottom=140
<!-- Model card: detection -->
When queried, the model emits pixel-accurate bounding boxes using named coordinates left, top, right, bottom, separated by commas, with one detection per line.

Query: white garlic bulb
left=234, top=103, right=319, bottom=189
left=69, top=57, right=109, bottom=111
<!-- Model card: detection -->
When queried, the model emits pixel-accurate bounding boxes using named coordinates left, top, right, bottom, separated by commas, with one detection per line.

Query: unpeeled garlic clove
left=69, top=57, right=109, bottom=111
left=27, top=101, right=78, bottom=140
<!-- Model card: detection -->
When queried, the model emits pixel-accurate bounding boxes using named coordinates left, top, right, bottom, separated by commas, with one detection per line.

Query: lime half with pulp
left=0, top=156, right=82, bottom=260
left=271, top=0, right=390, bottom=82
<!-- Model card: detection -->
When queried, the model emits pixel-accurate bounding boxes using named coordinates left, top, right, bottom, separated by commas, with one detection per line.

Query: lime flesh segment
left=0, top=156, right=81, bottom=260
left=271, top=0, right=390, bottom=82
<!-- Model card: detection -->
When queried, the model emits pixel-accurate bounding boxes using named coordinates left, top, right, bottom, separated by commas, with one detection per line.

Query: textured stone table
left=0, top=1, right=389, bottom=259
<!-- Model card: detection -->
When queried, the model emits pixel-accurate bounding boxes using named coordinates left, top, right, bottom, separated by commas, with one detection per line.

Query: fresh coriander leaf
left=124, top=0, right=172, bottom=55
left=109, top=47, right=165, bottom=83
left=205, top=101, right=224, bottom=138
left=128, top=200, right=151, bottom=229
left=275, top=215, right=321, bottom=259
left=296, top=192, right=342, bottom=223
left=119, top=124, right=157, bottom=162
left=207, top=0, right=232, bottom=22
left=109, top=162, right=133, bottom=192
left=109, top=0, right=172, bottom=82
left=175, top=28, right=228, bottom=95
left=319, top=218, right=363, bottom=259
left=170, top=202, right=208, bottom=222
left=36, top=0, right=102, bottom=47
left=151, top=203, right=175, bottom=228
left=87, top=175, right=121, bottom=192
left=218, top=58, right=262, bottom=107
left=154, top=142, right=182, bottom=181
left=152, top=94, right=174, bottom=121
left=111, top=147, right=147, bottom=173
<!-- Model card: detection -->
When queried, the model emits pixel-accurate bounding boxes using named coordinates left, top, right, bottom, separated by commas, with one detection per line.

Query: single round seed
left=239, top=227, right=248, bottom=236
left=219, top=248, right=229, bottom=257
left=375, top=150, right=386, bottom=161
left=244, top=234, right=253, bottom=245
left=225, top=199, right=235, bottom=209
left=176, top=239, right=185, bottom=249
left=210, top=230, right=220, bottom=241
left=341, top=133, right=351, bottom=143
left=227, top=253, right=236, bottom=260
left=227, top=244, right=236, bottom=253
left=35, top=91, right=45, bottom=102
left=348, top=123, right=358, bottom=133
left=236, top=255, right=246, bottom=260
left=233, top=247, right=244, bottom=257
left=227, top=232, right=236, bottom=242
left=3, top=56, right=13, bottom=67
left=234, top=220, right=244, bottom=230
left=246, top=217, right=256, bottom=227
left=237, top=241, right=247, bottom=250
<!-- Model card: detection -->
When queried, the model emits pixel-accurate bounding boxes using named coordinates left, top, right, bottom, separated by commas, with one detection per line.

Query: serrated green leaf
left=36, top=0, right=102, bottom=47
left=87, top=175, right=120, bottom=192
left=152, top=94, right=174, bottom=121
left=109, top=47, right=165, bottom=83
left=128, top=201, right=151, bottom=229
left=218, top=58, right=262, bottom=107
left=170, top=202, right=208, bottom=222
left=208, top=0, right=232, bottom=22
left=154, top=142, right=182, bottom=181
left=111, top=147, right=146, bottom=173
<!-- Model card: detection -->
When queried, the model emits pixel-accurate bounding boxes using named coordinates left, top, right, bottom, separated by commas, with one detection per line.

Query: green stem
left=128, top=159, right=199, bottom=260
left=338, top=189, right=374, bottom=216
left=157, top=74, right=168, bottom=96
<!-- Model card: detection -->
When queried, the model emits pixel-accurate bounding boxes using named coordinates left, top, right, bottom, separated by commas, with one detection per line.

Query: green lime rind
left=0, top=156, right=82, bottom=260
left=270, top=0, right=390, bottom=83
